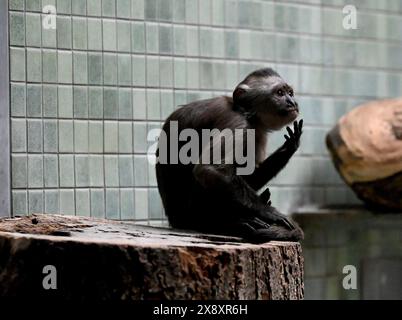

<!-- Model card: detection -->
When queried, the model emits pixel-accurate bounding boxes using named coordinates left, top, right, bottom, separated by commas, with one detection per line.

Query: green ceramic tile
left=44, top=190, right=59, bottom=214
left=225, top=30, right=238, bottom=58
left=72, top=0, right=86, bottom=15
left=89, top=121, right=103, bottom=153
left=59, top=155, right=75, bottom=187
left=133, top=155, right=148, bottom=186
left=26, top=13, right=41, bottom=46
left=131, top=0, right=145, bottom=19
left=145, top=23, right=159, bottom=53
left=145, top=0, right=157, bottom=20
left=120, top=188, right=134, bottom=220
left=132, top=55, right=146, bottom=86
left=225, top=61, right=238, bottom=90
left=212, top=61, right=225, bottom=90
left=118, top=54, right=132, bottom=85
left=91, top=188, right=105, bottom=218
left=275, top=34, right=300, bottom=63
left=106, top=189, right=120, bottom=219
left=58, top=120, right=74, bottom=152
left=74, top=120, right=89, bottom=152
left=186, top=59, right=199, bottom=89
left=186, top=26, right=199, bottom=56
left=57, top=0, right=71, bottom=14
left=11, top=119, right=26, bottom=152
left=9, top=0, right=25, bottom=10
left=42, top=13, right=57, bottom=48
left=146, top=56, right=159, bottom=87
left=28, top=190, right=43, bottom=214
left=58, top=50, right=73, bottom=83
left=57, top=16, right=72, bottom=49
left=43, top=120, right=58, bottom=152
left=224, top=0, right=238, bottom=27
left=146, top=89, right=160, bottom=120
left=104, top=88, right=118, bottom=119
left=13, top=190, right=27, bottom=216
left=160, top=90, right=174, bottom=118
left=27, top=49, right=42, bottom=82
left=73, top=17, right=88, bottom=50
left=118, top=88, right=133, bottom=119
left=103, top=53, right=118, bottom=85
left=103, top=20, right=117, bottom=51
left=104, top=121, right=118, bottom=153
left=26, top=84, right=42, bottom=117
left=174, top=58, right=186, bottom=88
left=10, top=47, right=26, bottom=81
left=88, top=53, right=103, bottom=85
left=131, top=22, right=145, bottom=53
left=132, top=89, right=146, bottom=119
left=149, top=188, right=163, bottom=219
left=117, top=21, right=131, bottom=53
left=89, top=156, right=104, bottom=187
left=118, top=122, right=133, bottom=153
left=76, top=189, right=90, bottom=216
left=185, top=0, right=198, bottom=23
left=28, top=154, right=44, bottom=187
left=42, top=50, right=58, bottom=83
left=12, top=155, right=27, bottom=188
left=199, top=0, right=211, bottom=24
left=173, top=25, right=186, bottom=55
left=44, top=155, right=59, bottom=187
left=73, top=86, right=88, bottom=118
left=159, top=57, right=173, bottom=88
left=158, top=0, right=172, bottom=21
left=11, top=83, right=26, bottom=117
left=212, top=0, right=224, bottom=25
left=88, top=19, right=102, bottom=50
left=119, top=155, right=134, bottom=187
left=59, top=189, right=75, bottom=215
left=73, top=52, right=88, bottom=84
left=133, top=122, right=147, bottom=152
left=104, top=155, right=119, bottom=186
left=147, top=162, right=157, bottom=186
left=134, top=188, right=148, bottom=219
left=159, top=24, right=172, bottom=54
left=87, top=0, right=101, bottom=15
left=58, top=85, right=73, bottom=118
left=10, top=12, right=25, bottom=46
left=173, top=0, right=185, bottom=22
left=102, top=0, right=116, bottom=17
left=89, top=87, right=104, bottom=118
left=75, top=155, right=90, bottom=187
left=117, top=0, right=131, bottom=18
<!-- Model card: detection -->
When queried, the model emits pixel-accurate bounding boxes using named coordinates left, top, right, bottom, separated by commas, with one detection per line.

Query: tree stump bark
left=326, top=98, right=402, bottom=211
left=0, top=214, right=304, bottom=300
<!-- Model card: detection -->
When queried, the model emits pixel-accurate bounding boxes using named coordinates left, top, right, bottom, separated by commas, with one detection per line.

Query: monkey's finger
left=293, top=121, right=298, bottom=134
left=251, top=217, right=271, bottom=229
left=267, top=200, right=272, bottom=206
left=286, top=126, right=294, bottom=137
left=284, top=135, right=290, bottom=141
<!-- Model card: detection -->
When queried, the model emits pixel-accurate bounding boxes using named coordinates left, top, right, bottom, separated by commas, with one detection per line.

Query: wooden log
left=326, top=98, right=402, bottom=211
left=0, top=214, right=304, bottom=300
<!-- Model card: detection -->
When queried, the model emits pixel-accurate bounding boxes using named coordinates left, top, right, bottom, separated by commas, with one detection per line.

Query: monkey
left=155, top=68, right=304, bottom=243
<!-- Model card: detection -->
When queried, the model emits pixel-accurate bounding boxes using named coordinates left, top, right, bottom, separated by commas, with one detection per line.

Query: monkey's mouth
left=286, top=107, right=299, bottom=116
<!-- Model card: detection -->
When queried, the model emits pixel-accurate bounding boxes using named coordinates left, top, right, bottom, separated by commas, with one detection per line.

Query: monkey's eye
left=289, top=90, right=294, bottom=97
left=277, top=89, right=284, bottom=96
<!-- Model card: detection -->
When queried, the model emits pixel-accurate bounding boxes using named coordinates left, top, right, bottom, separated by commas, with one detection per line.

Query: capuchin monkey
left=156, top=68, right=304, bottom=243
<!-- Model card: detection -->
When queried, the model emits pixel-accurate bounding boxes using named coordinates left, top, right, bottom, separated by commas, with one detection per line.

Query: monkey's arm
left=244, top=120, right=303, bottom=190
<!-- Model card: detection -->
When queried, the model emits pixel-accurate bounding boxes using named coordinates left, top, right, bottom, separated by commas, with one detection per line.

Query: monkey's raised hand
left=283, top=119, right=303, bottom=153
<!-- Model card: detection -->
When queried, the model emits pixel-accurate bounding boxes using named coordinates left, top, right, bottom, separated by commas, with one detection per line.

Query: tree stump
left=326, top=98, right=402, bottom=211
left=0, top=214, right=304, bottom=300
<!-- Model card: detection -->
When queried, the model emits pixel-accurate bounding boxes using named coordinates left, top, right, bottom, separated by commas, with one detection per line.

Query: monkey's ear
left=233, top=84, right=250, bottom=101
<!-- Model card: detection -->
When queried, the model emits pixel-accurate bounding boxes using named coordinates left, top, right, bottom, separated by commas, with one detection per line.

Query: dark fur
left=156, top=68, right=304, bottom=243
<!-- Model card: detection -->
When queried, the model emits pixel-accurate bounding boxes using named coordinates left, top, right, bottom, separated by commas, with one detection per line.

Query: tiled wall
left=6, top=0, right=402, bottom=220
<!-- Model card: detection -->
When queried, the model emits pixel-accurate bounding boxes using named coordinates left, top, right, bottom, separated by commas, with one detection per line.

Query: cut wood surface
left=0, top=214, right=304, bottom=300
left=326, top=98, right=402, bottom=210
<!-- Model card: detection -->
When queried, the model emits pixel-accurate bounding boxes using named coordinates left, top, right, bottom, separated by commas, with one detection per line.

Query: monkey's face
left=255, top=76, right=299, bottom=130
